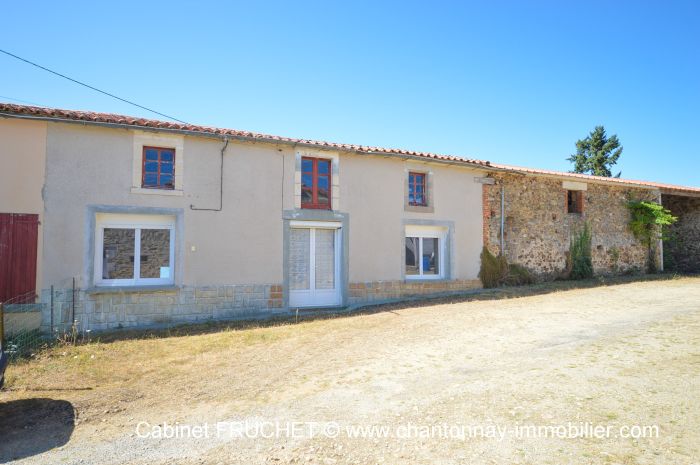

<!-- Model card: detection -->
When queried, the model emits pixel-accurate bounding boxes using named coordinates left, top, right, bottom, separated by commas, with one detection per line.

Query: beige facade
left=40, top=123, right=485, bottom=289
left=2, top=120, right=483, bottom=329
left=2, top=105, right=698, bottom=331
left=0, top=118, right=47, bottom=293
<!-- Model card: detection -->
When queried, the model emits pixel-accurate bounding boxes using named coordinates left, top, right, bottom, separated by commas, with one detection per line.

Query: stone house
left=0, top=103, right=698, bottom=331
left=482, top=170, right=674, bottom=278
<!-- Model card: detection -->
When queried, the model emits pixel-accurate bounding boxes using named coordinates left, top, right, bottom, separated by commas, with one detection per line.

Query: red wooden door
left=0, top=213, right=39, bottom=303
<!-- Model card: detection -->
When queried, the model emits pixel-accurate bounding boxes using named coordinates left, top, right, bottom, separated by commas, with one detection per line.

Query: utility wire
left=0, top=95, right=45, bottom=106
left=0, top=48, right=188, bottom=124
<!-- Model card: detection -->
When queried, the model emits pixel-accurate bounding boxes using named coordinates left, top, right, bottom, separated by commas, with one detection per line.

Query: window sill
left=85, top=285, right=180, bottom=295
left=301, top=205, right=332, bottom=210
left=405, top=276, right=446, bottom=281
left=405, top=204, right=434, bottom=213
left=131, top=187, right=183, bottom=196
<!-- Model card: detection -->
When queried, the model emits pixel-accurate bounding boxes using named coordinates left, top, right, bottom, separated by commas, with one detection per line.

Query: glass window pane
left=318, top=160, right=330, bottom=174
left=160, top=175, right=173, bottom=187
left=423, top=238, right=439, bottom=275
left=289, top=228, right=310, bottom=290
left=143, top=173, right=158, bottom=186
left=145, top=149, right=158, bottom=161
left=160, top=162, right=174, bottom=175
left=315, top=229, right=335, bottom=289
left=144, top=161, right=159, bottom=173
left=301, top=173, right=313, bottom=204
left=302, top=158, right=313, bottom=173
left=160, top=150, right=174, bottom=162
left=139, top=229, right=171, bottom=279
left=317, top=176, right=329, bottom=204
left=102, top=228, right=135, bottom=279
left=405, top=237, right=419, bottom=275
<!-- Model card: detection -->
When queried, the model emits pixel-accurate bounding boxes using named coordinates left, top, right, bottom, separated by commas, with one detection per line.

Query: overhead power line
left=0, top=95, right=45, bottom=106
left=0, top=48, right=188, bottom=124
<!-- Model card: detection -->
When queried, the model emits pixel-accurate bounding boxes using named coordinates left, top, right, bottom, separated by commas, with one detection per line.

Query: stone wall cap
left=85, top=285, right=181, bottom=295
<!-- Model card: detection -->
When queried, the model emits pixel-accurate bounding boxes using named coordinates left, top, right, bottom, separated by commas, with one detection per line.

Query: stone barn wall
left=483, top=173, right=659, bottom=279
left=662, top=194, right=700, bottom=273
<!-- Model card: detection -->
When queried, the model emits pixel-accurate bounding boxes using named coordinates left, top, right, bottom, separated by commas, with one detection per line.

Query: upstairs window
left=567, top=190, right=583, bottom=214
left=408, top=172, right=427, bottom=206
left=301, top=157, right=331, bottom=209
left=142, top=146, right=175, bottom=189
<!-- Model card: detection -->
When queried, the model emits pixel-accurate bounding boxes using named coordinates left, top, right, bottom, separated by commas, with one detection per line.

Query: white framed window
left=405, top=225, right=446, bottom=280
left=94, top=213, right=175, bottom=286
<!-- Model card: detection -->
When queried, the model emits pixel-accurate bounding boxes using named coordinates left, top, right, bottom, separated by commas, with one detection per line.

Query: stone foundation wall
left=41, top=284, right=284, bottom=332
left=483, top=173, right=658, bottom=279
left=41, top=280, right=483, bottom=331
left=663, top=194, right=700, bottom=273
left=348, top=279, right=482, bottom=304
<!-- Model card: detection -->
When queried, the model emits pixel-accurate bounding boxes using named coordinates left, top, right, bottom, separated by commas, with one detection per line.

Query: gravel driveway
left=2, top=277, right=699, bottom=464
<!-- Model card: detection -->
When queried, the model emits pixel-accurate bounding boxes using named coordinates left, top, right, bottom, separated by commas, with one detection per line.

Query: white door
left=289, top=223, right=341, bottom=308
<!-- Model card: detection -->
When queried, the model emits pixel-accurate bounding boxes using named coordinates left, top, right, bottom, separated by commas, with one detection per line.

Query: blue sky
left=1, top=1, right=698, bottom=186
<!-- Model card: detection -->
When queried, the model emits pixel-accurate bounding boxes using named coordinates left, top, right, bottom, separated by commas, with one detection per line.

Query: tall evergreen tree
left=567, top=126, right=622, bottom=177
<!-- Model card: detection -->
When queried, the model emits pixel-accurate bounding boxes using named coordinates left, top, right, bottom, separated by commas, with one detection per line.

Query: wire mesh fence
left=1, top=278, right=85, bottom=362
left=1, top=290, right=45, bottom=360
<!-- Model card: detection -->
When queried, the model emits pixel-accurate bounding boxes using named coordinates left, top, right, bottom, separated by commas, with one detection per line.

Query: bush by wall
left=627, top=200, right=677, bottom=273
left=567, top=223, right=593, bottom=280
left=478, top=247, right=534, bottom=288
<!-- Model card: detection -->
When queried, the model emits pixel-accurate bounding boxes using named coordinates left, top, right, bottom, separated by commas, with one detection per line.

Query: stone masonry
left=41, top=279, right=484, bottom=331
left=483, top=173, right=659, bottom=279
left=349, top=279, right=482, bottom=304
left=663, top=194, right=700, bottom=273
left=41, top=284, right=284, bottom=332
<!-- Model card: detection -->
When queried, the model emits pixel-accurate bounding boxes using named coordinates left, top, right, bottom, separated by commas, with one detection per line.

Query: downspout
left=500, top=183, right=505, bottom=256
left=190, top=137, right=229, bottom=211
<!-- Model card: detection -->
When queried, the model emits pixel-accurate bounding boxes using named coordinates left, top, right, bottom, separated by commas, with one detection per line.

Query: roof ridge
left=1, top=102, right=698, bottom=194
left=0, top=102, right=491, bottom=166
left=490, top=162, right=700, bottom=193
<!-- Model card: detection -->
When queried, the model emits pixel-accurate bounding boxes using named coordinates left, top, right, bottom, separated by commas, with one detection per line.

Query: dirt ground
left=1, top=276, right=699, bottom=464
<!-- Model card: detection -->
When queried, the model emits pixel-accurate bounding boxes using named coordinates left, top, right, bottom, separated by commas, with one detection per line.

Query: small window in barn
left=95, top=214, right=175, bottom=286
left=142, top=146, right=175, bottom=189
left=408, top=172, right=427, bottom=206
left=301, top=157, right=332, bottom=210
left=567, top=190, right=584, bottom=214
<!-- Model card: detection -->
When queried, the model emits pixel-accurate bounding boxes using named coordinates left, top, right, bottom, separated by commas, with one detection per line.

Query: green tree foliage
left=567, top=126, right=623, bottom=177
left=627, top=200, right=678, bottom=272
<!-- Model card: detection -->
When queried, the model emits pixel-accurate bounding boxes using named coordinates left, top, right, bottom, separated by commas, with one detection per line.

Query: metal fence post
left=50, top=285, right=54, bottom=334
left=72, top=277, right=76, bottom=324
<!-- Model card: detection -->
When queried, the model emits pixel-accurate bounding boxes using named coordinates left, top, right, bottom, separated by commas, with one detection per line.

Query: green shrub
left=504, top=263, right=535, bottom=286
left=478, top=247, right=534, bottom=288
left=627, top=200, right=677, bottom=273
left=567, top=223, right=593, bottom=280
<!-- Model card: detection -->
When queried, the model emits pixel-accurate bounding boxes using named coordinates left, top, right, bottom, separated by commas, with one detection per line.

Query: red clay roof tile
left=1, top=102, right=698, bottom=195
